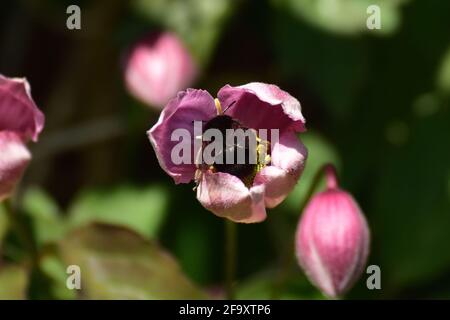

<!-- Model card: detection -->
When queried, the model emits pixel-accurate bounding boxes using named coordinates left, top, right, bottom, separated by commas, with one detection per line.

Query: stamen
left=256, top=139, right=271, bottom=171
left=214, top=98, right=223, bottom=115
left=193, top=169, right=202, bottom=191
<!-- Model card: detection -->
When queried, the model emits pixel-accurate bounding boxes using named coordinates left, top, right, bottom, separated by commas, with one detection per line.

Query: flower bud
left=295, top=165, right=370, bottom=298
left=123, top=32, right=197, bottom=109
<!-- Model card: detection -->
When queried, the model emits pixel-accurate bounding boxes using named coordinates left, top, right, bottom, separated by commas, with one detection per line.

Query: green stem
left=299, top=164, right=331, bottom=213
left=271, top=164, right=332, bottom=299
left=225, top=219, right=237, bottom=300
left=3, top=199, right=38, bottom=265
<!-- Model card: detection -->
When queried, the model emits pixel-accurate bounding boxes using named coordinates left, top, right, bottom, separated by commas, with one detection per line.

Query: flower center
left=197, top=99, right=270, bottom=187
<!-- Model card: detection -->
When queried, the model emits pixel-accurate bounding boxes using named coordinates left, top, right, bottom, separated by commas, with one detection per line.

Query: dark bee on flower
left=148, top=83, right=307, bottom=223
left=202, top=108, right=257, bottom=181
left=194, top=101, right=266, bottom=185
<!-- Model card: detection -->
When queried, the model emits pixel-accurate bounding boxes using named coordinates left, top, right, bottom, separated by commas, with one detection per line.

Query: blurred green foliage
left=60, top=224, right=206, bottom=299
left=0, top=206, right=9, bottom=245
left=133, top=0, right=233, bottom=65
left=68, top=184, right=168, bottom=239
left=23, top=187, right=66, bottom=248
left=282, top=131, right=341, bottom=214
left=0, top=265, right=28, bottom=299
left=272, top=0, right=408, bottom=35
left=0, top=0, right=449, bottom=299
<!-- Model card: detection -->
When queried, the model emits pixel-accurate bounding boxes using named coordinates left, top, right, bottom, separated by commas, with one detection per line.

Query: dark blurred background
left=0, top=0, right=449, bottom=299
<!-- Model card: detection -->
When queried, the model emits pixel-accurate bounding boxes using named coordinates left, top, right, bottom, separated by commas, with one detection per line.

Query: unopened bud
left=295, top=165, right=370, bottom=298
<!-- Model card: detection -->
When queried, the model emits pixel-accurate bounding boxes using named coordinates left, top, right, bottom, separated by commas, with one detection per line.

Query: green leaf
left=282, top=131, right=341, bottom=214
left=22, top=187, right=66, bottom=247
left=133, top=0, right=234, bottom=64
left=272, top=0, right=408, bottom=35
left=37, top=253, right=77, bottom=300
left=0, top=265, right=28, bottom=299
left=68, top=185, right=169, bottom=239
left=59, top=223, right=206, bottom=299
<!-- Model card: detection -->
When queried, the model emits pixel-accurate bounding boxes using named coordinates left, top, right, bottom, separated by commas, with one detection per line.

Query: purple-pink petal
left=217, top=82, right=305, bottom=134
left=0, top=75, right=44, bottom=142
left=148, top=89, right=217, bottom=184
left=0, top=131, right=31, bottom=201
left=271, top=131, right=307, bottom=174
left=196, top=171, right=267, bottom=223
left=254, top=132, right=307, bottom=208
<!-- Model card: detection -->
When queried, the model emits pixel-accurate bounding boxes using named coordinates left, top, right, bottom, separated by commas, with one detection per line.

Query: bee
left=194, top=100, right=270, bottom=190
left=202, top=113, right=256, bottom=179
left=194, top=99, right=270, bottom=190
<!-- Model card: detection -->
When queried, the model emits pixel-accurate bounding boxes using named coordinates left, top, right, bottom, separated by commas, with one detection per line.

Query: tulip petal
left=0, top=131, right=31, bottom=201
left=148, top=89, right=217, bottom=184
left=217, top=82, right=305, bottom=133
left=196, top=171, right=267, bottom=223
left=0, top=75, right=44, bottom=142
left=254, top=132, right=307, bottom=208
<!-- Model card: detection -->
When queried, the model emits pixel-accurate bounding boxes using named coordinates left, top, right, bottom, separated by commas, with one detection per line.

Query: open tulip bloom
left=0, top=74, right=44, bottom=201
left=148, top=82, right=308, bottom=223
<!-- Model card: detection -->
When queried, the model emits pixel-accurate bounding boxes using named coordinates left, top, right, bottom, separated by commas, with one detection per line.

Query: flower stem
left=225, top=219, right=237, bottom=300
left=324, top=164, right=339, bottom=190
left=299, top=163, right=332, bottom=212
left=271, top=163, right=335, bottom=298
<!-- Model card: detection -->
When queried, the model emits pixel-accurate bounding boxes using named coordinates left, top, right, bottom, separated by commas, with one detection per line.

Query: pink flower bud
left=123, top=32, right=198, bottom=109
left=295, top=165, right=370, bottom=298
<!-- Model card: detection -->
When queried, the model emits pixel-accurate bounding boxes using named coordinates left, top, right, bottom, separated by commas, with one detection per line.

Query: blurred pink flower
left=0, top=75, right=44, bottom=201
left=148, top=82, right=307, bottom=223
left=123, top=32, right=198, bottom=109
left=295, top=165, right=370, bottom=298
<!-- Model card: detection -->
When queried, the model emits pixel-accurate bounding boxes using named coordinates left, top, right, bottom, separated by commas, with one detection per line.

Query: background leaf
left=22, top=187, right=66, bottom=247
left=132, top=0, right=234, bottom=65
left=272, top=0, right=407, bottom=35
left=68, top=185, right=169, bottom=239
left=59, top=223, right=206, bottom=299
left=0, top=265, right=28, bottom=299
left=35, top=252, right=77, bottom=300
